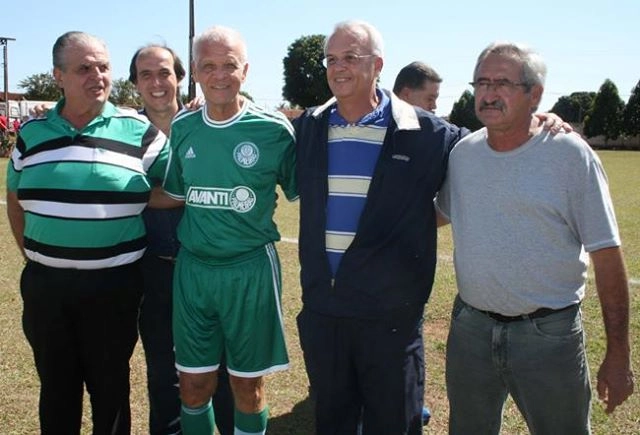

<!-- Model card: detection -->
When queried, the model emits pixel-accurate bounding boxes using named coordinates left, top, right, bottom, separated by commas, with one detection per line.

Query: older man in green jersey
left=153, top=25, right=296, bottom=435
left=6, top=31, right=168, bottom=434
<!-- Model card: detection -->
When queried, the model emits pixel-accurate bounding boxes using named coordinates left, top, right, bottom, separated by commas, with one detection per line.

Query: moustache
left=479, top=101, right=505, bottom=111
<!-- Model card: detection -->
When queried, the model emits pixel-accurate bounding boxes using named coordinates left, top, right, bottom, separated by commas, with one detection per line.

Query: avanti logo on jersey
left=233, top=142, right=259, bottom=168
left=185, top=147, right=196, bottom=159
left=186, top=186, right=256, bottom=213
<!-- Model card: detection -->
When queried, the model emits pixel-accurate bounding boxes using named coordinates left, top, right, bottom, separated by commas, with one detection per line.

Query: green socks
left=181, top=400, right=214, bottom=435
left=234, top=406, right=269, bottom=434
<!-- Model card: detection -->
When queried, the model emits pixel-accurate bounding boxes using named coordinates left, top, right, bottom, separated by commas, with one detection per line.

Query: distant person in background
left=393, top=61, right=442, bottom=113
left=6, top=31, right=168, bottom=434
left=12, top=117, right=21, bottom=132
left=436, top=41, right=634, bottom=434
left=129, top=44, right=234, bottom=435
left=392, top=60, right=445, bottom=427
left=0, top=113, right=7, bottom=137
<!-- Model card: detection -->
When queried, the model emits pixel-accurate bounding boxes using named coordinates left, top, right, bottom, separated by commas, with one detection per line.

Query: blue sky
left=3, top=0, right=639, bottom=116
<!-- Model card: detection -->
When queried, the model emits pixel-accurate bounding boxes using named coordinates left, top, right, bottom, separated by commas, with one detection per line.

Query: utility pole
left=188, top=0, right=196, bottom=100
left=0, top=36, right=16, bottom=117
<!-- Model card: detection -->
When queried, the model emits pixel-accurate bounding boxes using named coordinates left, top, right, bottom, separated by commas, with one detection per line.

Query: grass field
left=0, top=151, right=638, bottom=434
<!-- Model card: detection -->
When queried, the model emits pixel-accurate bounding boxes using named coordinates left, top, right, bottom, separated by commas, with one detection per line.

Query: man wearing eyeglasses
left=435, top=42, right=634, bottom=434
left=293, top=20, right=465, bottom=434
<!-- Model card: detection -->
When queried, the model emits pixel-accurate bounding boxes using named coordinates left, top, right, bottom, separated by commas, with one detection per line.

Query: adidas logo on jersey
left=185, top=147, right=196, bottom=159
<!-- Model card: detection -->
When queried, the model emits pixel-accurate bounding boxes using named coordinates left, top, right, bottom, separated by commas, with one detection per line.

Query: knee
left=230, top=376, right=265, bottom=413
left=179, top=372, right=216, bottom=408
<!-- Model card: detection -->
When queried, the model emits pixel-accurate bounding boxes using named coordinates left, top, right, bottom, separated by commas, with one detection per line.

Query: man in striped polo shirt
left=6, top=31, right=168, bottom=434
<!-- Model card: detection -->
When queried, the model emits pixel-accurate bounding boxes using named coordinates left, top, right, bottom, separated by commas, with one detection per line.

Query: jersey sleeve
left=162, top=137, right=185, bottom=199
left=142, top=124, right=169, bottom=181
left=6, top=136, right=25, bottom=192
left=277, top=124, right=298, bottom=201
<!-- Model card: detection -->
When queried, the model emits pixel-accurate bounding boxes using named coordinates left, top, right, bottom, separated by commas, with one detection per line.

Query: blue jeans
left=446, top=296, right=591, bottom=435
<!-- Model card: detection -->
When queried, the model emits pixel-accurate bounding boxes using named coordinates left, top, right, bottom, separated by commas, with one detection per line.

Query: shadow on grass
left=268, top=395, right=316, bottom=434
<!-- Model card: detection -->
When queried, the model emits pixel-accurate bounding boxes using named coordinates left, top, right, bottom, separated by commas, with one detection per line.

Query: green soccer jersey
left=7, top=100, right=169, bottom=269
left=164, top=100, right=297, bottom=261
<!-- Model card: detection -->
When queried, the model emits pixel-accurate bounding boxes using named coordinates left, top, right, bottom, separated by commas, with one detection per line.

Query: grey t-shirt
left=435, top=128, right=620, bottom=315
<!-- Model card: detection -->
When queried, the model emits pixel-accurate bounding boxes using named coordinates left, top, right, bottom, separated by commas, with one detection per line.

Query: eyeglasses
left=469, top=79, right=529, bottom=94
left=322, top=53, right=375, bottom=68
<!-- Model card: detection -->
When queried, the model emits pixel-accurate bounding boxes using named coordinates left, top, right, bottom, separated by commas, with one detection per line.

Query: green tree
left=449, top=90, right=482, bottom=131
left=583, top=79, right=624, bottom=142
left=550, top=91, right=595, bottom=123
left=109, top=78, right=142, bottom=108
left=18, top=72, right=62, bottom=101
left=282, top=34, right=331, bottom=108
left=623, top=79, right=640, bottom=136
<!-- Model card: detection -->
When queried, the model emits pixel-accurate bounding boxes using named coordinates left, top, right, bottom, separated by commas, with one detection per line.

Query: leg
left=229, top=375, right=265, bottom=413
left=297, top=307, right=361, bottom=434
left=139, top=255, right=181, bottom=434
left=79, top=263, right=143, bottom=435
left=221, top=244, right=289, bottom=434
left=356, top=306, right=424, bottom=435
left=180, top=371, right=217, bottom=435
left=21, top=262, right=84, bottom=434
left=172, top=251, right=224, bottom=434
left=229, top=375, right=269, bottom=434
left=212, top=358, right=235, bottom=435
left=507, top=306, right=591, bottom=435
left=446, top=297, right=509, bottom=435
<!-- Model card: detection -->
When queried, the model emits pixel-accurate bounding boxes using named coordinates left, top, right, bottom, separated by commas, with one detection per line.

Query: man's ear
left=241, top=62, right=249, bottom=83
left=531, top=84, right=544, bottom=111
left=191, top=61, right=198, bottom=84
left=53, top=67, right=63, bottom=89
left=397, top=87, right=410, bottom=100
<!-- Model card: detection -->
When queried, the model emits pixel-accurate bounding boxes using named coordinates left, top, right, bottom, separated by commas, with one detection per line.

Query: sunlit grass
left=0, top=151, right=638, bottom=434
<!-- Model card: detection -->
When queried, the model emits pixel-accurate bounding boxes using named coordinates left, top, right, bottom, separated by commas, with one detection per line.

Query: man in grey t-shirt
left=436, top=41, right=633, bottom=434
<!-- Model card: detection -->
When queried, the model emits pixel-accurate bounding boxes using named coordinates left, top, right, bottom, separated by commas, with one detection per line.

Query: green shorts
left=172, top=243, right=289, bottom=377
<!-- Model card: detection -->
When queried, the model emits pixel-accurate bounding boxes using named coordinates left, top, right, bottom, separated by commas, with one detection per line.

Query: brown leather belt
left=480, top=303, right=578, bottom=323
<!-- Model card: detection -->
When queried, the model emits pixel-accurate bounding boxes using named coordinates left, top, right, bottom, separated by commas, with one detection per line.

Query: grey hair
left=52, top=31, right=108, bottom=70
left=324, top=20, right=385, bottom=58
left=473, top=41, right=547, bottom=89
left=193, top=25, right=248, bottom=64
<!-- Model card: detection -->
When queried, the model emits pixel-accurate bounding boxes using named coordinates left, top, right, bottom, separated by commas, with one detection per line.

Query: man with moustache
left=436, top=41, right=634, bottom=434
